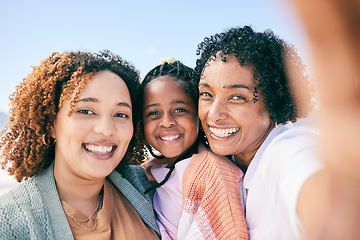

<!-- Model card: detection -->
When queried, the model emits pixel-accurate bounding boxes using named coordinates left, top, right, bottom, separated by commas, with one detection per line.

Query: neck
left=54, top=161, right=105, bottom=216
left=234, top=121, right=275, bottom=173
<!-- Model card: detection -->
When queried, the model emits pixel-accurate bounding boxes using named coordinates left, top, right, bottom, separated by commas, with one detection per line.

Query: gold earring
left=42, top=134, right=47, bottom=145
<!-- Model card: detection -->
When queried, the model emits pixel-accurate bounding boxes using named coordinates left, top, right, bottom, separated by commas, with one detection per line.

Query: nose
left=206, top=100, right=228, bottom=123
left=160, top=112, right=176, bottom=128
left=94, top=115, right=116, bottom=136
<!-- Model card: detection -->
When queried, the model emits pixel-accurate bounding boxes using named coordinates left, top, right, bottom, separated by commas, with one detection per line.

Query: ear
left=50, top=122, right=56, bottom=139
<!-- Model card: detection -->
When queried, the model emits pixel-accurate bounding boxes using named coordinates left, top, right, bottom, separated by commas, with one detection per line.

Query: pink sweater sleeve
left=178, top=145, right=248, bottom=240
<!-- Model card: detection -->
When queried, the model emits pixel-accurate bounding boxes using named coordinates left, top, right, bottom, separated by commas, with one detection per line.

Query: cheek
left=143, top=121, right=156, bottom=141
left=187, top=118, right=199, bottom=136
left=198, top=103, right=208, bottom=122
left=247, top=110, right=271, bottom=133
left=117, top=121, right=134, bottom=142
left=255, top=107, right=271, bottom=124
left=127, top=123, right=135, bottom=139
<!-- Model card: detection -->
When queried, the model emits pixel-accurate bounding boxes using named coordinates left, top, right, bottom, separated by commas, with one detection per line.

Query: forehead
left=146, top=75, right=183, bottom=88
left=145, top=76, right=184, bottom=93
left=85, top=70, right=128, bottom=91
left=144, top=77, right=193, bottom=104
left=70, top=70, right=130, bottom=104
left=201, top=55, right=255, bottom=89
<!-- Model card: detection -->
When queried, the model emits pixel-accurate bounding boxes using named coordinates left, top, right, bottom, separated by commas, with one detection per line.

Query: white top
left=242, top=123, right=322, bottom=240
left=151, top=157, right=191, bottom=240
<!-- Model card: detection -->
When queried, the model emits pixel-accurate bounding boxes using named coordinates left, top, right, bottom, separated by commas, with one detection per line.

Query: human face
left=51, top=70, right=133, bottom=180
left=198, top=54, right=271, bottom=165
left=143, top=77, right=198, bottom=164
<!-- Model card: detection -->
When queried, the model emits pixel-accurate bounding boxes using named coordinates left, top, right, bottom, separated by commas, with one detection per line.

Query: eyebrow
left=172, top=100, right=188, bottom=105
left=143, top=100, right=190, bottom=111
left=199, top=82, right=250, bottom=90
left=77, top=97, right=132, bottom=109
left=143, top=103, right=158, bottom=111
left=226, top=84, right=250, bottom=90
left=77, top=97, right=99, bottom=103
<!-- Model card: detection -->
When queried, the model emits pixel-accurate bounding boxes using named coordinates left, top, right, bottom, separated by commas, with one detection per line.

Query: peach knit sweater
left=146, top=145, right=248, bottom=240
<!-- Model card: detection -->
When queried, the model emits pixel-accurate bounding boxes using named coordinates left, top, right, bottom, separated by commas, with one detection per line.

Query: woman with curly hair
left=193, top=26, right=322, bottom=239
left=0, top=50, right=160, bottom=239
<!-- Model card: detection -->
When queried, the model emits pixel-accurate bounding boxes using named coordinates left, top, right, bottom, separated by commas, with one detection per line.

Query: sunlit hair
left=0, top=50, right=145, bottom=182
left=193, top=25, right=315, bottom=124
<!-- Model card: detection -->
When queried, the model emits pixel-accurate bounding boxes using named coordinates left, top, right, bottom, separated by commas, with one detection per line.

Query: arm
left=290, top=0, right=360, bottom=239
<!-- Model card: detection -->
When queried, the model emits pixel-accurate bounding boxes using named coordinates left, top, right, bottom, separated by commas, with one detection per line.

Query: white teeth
left=160, top=135, right=180, bottom=141
left=209, top=127, right=239, bottom=138
left=85, top=144, right=113, bottom=154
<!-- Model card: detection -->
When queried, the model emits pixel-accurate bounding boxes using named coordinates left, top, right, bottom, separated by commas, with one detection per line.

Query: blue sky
left=0, top=0, right=310, bottom=112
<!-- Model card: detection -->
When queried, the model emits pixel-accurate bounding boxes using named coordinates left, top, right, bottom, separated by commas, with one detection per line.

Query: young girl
left=139, top=58, right=248, bottom=240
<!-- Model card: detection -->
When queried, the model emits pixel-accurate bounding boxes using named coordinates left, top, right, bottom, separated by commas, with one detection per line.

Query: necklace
left=62, top=189, right=104, bottom=231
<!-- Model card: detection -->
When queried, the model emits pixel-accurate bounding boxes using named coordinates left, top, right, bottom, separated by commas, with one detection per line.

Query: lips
left=209, top=127, right=239, bottom=138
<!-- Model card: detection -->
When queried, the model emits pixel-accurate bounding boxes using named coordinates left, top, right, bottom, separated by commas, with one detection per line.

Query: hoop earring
left=42, top=134, right=56, bottom=145
left=42, top=134, right=47, bottom=145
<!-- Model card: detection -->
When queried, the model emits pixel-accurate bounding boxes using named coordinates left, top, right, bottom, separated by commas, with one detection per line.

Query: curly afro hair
left=193, top=25, right=315, bottom=124
left=0, top=50, right=145, bottom=182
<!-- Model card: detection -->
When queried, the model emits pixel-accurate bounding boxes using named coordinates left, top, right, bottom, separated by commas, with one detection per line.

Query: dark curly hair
left=0, top=50, right=145, bottom=182
left=193, top=26, right=315, bottom=124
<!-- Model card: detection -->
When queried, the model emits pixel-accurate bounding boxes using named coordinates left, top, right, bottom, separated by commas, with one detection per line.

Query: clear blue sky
left=0, top=0, right=310, bottom=112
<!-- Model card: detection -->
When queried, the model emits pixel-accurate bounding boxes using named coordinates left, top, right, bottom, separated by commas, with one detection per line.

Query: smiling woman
left=193, top=26, right=320, bottom=240
left=0, top=51, right=160, bottom=239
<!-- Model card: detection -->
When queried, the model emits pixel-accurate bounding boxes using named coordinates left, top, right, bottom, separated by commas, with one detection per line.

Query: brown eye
left=78, top=109, right=95, bottom=115
left=199, top=92, right=212, bottom=98
left=232, top=96, right=246, bottom=100
left=114, top=113, right=129, bottom=118
left=147, top=111, right=160, bottom=116
left=174, top=108, right=187, bottom=114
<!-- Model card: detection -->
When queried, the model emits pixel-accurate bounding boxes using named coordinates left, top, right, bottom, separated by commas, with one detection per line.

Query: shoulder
left=0, top=177, right=37, bottom=207
left=113, top=165, right=155, bottom=195
left=0, top=177, right=53, bottom=239
left=120, top=165, right=151, bottom=186
left=265, top=124, right=319, bottom=158
left=254, top=124, right=322, bottom=192
left=190, top=145, right=241, bottom=173
left=183, top=145, right=243, bottom=193
left=276, top=124, right=318, bottom=144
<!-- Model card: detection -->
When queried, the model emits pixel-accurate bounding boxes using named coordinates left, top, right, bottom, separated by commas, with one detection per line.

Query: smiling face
left=51, top=70, right=133, bottom=180
left=198, top=54, right=272, bottom=165
left=143, top=77, right=198, bottom=164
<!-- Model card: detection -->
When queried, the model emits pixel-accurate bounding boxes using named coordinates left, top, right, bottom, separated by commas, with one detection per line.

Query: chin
left=209, top=145, right=233, bottom=156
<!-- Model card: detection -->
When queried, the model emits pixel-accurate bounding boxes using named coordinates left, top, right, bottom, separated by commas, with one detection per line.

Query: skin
left=198, top=54, right=273, bottom=168
left=292, top=1, right=360, bottom=239
left=143, top=77, right=198, bottom=166
left=197, top=53, right=335, bottom=238
left=51, top=70, right=133, bottom=216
